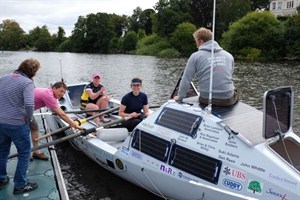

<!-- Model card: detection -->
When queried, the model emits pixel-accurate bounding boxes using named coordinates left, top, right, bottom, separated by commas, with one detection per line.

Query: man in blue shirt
left=0, top=58, right=40, bottom=194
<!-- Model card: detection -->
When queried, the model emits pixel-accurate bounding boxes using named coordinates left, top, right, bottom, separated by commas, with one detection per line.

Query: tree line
left=1, top=0, right=299, bottom=60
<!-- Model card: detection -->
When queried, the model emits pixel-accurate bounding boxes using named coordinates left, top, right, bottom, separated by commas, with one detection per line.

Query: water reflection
left=1, top=51, right=300, bottom=199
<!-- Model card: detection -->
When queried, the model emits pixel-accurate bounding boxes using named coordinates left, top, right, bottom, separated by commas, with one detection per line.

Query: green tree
left=0, top=19, right=26, bottom=50
left=215, top=0, right=251, bottom=41
left=190, top=0, right=213, bottom=28
left=28, top=25, right=53, bottom=51
left=52, top=26, right=66, bottom=51
left=284, top=11, right=300, bottom=57
left=153, top=7, right=181, bottom=37
left=110, top=14, right=128, bottom=37
left=57, top=27, right=66, bottom=44
left=190, top=0, right=251, bottom=41
left=108, top=37, right=120, bottom=53
left=140, top=9, right=155, bottom=35
left=128, top=7, right=143, bottom=33
left=71, top=13, right=115, bottom=53
left=170, top=22, right=197, bottom=56
left=70, top=16, right=88, bottom=52
left=153, top=0, right=193, bottom=38
left=86, top=13, right=115, bottom=53
left=221, top=11, right=284, bottom=59
left=169, top=0, right=193, bottom=21
left=57, top=38, right=73, bottom=52
left=122, top=31, right=138, bottom=52
left=136, top=34, right=172, bottom=56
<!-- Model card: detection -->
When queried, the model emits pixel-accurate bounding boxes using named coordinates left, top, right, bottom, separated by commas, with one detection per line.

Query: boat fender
left=96, top=128, right=129, bottom=141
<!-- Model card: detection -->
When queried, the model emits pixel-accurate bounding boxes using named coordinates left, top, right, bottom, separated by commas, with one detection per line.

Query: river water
left=1, top=51, right=300, bottom=199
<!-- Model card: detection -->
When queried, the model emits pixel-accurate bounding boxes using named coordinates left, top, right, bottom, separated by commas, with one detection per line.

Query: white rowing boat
left=45, top=81, right=300, bottom=200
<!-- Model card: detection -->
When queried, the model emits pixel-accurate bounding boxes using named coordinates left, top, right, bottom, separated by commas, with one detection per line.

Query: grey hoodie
left=177, top=40, right=235, bottom=101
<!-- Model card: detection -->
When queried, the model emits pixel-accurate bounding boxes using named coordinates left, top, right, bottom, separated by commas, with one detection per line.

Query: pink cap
left=92, top=72, right=102, bottom=79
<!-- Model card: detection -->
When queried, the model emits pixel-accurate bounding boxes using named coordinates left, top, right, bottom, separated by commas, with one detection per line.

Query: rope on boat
left=271, top=97, right=294, bottom=166
left=141, top=168, right=167, bottom=200
left=127, top=168, right=167, bottom=200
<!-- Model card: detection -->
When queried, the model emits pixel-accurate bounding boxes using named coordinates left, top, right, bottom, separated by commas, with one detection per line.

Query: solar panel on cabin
left=169, top=144, right=222, bottom=184
left=199, top=101, right=257, bottom=119
left=221, top=110, right=265, bottom=145
left=155, top=107, right=202, bottom=138
left=131, top=130, right=171, bottom=162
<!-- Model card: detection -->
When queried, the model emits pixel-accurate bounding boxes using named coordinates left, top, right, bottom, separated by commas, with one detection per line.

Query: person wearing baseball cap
left=118, top=77, right=150, bottom=131
left=92, top=72, right=102, bottom=79
left=80, top=71, right=110, bottom=125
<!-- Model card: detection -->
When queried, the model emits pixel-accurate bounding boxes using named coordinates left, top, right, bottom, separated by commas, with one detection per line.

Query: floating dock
left=0, top=115, right=69, bottom=200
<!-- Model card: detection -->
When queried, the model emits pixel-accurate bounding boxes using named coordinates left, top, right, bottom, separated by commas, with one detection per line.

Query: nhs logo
left=222, top=178, right=243, bottom=191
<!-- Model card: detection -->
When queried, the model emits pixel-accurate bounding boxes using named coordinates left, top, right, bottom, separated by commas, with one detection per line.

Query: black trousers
left=121, top=118, right=142, bottom=132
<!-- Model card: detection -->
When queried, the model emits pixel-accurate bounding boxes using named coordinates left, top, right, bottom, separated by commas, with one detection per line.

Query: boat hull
left=45, top=83, right=300, bottom=200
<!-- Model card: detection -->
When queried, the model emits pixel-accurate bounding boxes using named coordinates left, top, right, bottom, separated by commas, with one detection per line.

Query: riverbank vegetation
left=1, top=0, right=299, bottom=60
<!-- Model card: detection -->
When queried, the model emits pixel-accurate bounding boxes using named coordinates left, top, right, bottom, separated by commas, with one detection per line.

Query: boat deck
left=201, top=101, right=265, bottom=146
left=0, top=118, right=68, bottom=200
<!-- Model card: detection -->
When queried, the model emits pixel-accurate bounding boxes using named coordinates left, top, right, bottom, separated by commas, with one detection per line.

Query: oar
left=34, top=106, right=120, bottom=141
left=34, top=108, right=110, bottom=116
left=9, top=116, right=131, bottom=159
left=170, top=71, right=183, bottom=99
left=149, top=105, right=162, bottom=109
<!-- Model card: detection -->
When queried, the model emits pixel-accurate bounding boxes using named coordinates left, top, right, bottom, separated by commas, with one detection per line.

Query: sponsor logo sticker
left=131, top=150, right=142, bottom=160
left=266, top=188, right=288, bottom=200
left=223, top=166, right=247, bottom=181
left=247, top=180, right=263, bottom=195
left=222, top=178, right=243, bottom=191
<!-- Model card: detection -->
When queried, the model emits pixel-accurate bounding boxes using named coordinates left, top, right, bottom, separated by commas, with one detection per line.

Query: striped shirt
left=0, top=71, right=34, bottom=125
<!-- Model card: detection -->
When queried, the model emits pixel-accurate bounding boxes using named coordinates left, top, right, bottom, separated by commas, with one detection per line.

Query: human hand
left=100, top=87, right=106, bottom=93
left=130, top=112, right=140, bottom=118
left=74, top=125, right=84, bottom=130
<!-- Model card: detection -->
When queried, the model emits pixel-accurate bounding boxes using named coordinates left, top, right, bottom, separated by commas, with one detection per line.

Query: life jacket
left=80, top=85, right=88, bottom=110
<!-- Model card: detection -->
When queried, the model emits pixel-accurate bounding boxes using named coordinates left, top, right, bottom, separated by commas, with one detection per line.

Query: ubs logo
left=223, top=166, right=247, bottom=181
left=222, top=178, right=243, bottom=191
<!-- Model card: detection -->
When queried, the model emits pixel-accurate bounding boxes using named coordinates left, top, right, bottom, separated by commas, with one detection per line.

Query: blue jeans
left=0, top=123, right=31, bottom=189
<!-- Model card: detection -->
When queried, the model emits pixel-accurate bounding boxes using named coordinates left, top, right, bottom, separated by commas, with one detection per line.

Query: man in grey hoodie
left=175, top=27, right=239, bottom=106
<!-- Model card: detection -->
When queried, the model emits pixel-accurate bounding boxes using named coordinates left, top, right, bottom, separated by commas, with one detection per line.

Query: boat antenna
left=205, top=0, right=217, bottom=114
left=59, top=59, right=64, bottom=82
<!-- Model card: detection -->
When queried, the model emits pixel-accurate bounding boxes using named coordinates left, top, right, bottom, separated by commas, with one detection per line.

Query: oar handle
left=8, top=116, right=132, bottom=159
left=34, top=106, right=120, bottom=141
left=34, top=125, right=70, bottom=141
left=8, top=127, right=96, bottom=159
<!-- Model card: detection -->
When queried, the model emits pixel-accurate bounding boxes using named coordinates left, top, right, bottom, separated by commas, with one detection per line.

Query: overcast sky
left=0, top=0, right=158, bottom=36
